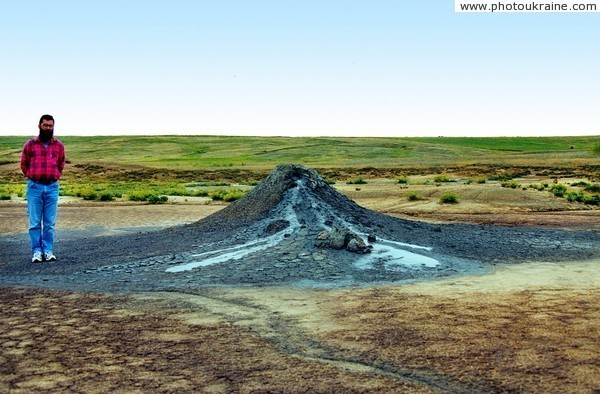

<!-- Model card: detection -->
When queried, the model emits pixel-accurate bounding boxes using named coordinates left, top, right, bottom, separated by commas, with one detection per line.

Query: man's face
left=38, top=120, right=54, bottom=141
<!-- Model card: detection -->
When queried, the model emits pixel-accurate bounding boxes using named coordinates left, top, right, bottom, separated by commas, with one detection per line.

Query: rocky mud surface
left=0, top=164, right=598, bottom=293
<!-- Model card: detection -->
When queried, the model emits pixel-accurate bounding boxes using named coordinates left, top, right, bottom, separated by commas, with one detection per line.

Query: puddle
left=166, top=235, right=287, bottom=273
left=355, top=239, right=439, bottom=271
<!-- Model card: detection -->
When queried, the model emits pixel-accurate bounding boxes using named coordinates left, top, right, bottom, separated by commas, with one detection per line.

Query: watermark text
left=456, top=0, right=600, bottom=12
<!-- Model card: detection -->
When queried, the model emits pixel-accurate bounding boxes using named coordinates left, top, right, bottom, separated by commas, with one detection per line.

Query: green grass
left=410, top=136, right=597, bottom=152
left=1, top=136, right=598, bottom=202
left=2, top=135, right=599, bottom=171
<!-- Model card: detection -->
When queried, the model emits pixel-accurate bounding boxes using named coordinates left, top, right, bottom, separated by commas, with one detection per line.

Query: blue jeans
left=26, top=180, right=59, bottom=254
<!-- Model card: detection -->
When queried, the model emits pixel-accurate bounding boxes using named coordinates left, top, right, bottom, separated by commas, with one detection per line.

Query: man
left=20, top=114, right=66, bottom=263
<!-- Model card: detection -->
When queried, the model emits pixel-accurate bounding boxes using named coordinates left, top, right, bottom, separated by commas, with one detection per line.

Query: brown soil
left=1, top=178, right=599, bottom=392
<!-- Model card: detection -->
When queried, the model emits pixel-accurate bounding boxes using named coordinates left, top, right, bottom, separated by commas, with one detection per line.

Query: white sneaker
left=44, top=252, right=57, bottom=262
left=32, top=252, right=43, bottom=263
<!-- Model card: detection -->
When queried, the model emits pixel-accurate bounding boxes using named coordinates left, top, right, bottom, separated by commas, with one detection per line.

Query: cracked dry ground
left=2, top=262, right=600, bottom=393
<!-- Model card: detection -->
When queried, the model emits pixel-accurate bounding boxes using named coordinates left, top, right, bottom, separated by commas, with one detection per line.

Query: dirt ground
left=1, top=180, right=600, bottom=393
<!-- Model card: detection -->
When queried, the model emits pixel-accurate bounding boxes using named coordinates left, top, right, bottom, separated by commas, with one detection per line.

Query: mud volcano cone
left=195, top=163, right=367, bottom=232
left=167, top=164, right=463, bottom=284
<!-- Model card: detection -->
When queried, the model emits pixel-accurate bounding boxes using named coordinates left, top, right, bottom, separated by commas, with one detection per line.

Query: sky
left=1, top=1, right=598, bottom=137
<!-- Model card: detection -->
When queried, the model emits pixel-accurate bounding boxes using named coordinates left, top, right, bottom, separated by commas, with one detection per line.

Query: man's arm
left=20, top=141, right=30, bottom=176
left=57, top=143, right=66, bottom=174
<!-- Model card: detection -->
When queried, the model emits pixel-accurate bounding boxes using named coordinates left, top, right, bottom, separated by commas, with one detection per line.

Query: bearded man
left=20, top=114, right=66, bottom=263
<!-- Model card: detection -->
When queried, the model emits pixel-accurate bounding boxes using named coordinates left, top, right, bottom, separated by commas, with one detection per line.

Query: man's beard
left=39, top=129, right=53, bottom=142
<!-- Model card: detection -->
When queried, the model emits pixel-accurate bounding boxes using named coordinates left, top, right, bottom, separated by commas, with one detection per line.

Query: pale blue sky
left=1, top=1, right=598, bottom=136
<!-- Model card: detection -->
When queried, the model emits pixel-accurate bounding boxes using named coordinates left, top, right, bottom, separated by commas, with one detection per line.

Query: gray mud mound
left=0, top=164, right=598, bottom=292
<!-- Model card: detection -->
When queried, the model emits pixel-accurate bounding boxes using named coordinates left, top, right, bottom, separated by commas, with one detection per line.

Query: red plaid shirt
left=20, top=137, right=66, bottom=183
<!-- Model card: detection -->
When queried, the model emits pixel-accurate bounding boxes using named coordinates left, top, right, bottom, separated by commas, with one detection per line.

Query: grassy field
left=2, top=135, right=599, bottom=205
left=2, top=135, right=599, bottom=170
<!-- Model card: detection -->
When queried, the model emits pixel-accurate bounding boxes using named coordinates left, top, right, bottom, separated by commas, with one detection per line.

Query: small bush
left=98, top=192, right=114, bottom=201
left=550, top=184, right=568, bottom=197
left=407, top=192, right=423, bottom=201
left=210, top=189, right=226, bottom=201
left=529, top=184, right=547, bottom=191
left=0, top=194, right=10, bottom=201
left=128, top=190, right=156, bottom=202
left=210, top=188, right=246, bottom=202
left=80, top=189, right=97, bottom=201
left=585, top=183, right=600, bottom=193
left=476, top=178, right=487, bottom=184
left=434, top=175, right=451, bottom=183
left=566, top=191, right=585, bottom=203
left=583, top=194, right=600, bottom=205
left=571, top=181, right=590, bottom=188
left=397, top=177, right=409, bottom=185
left=223, top=190, right=246, bottom=202
left=501, top=181, right=520, bottom=189
left=440, top=193, right=459, bottom=204
left=147, top=195, right=168, bottom=204
left=489, top=175, right=513, bottom=181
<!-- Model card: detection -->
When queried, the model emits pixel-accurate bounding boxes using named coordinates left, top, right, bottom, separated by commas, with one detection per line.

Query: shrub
left=477, top=178, right=487, bottom=184
left=210, top=189, right=226, bottom=201
left=210, top=188, right=246, bottom=202
left=80, top=189, right=97, bottom=201
left=529, top=183, right=547, bottom=191
left=488, top=174, right=513, bottom=181
left=397, top=177, right=409, bottom=185
left=571, top=181, right=590, bottom=188
left=550, top=184, right=568, bottom=197
left=583, top=194, right=600, bottom=205
left=566, top=191, right=585, bottom=203
left=585, top=183, right=600, bottom=193
left=128, top=190, right=156, bottom=202
left=440, top=193, right=459, bottom=204
left=346, top=177, right=367, bottom=185
left=147, top=195, right=168, bottom=204
left=0, top=194, right=10, bottom=201
left=591, top=143, right=600, bottom=154
left=407, top=192, right=423, bottom=201
left=98, top=192, right=114, bottom=201
left=501, top=181, right=520, bottom=189
left=434, top=175, right=451, bottom=183
left=222, top=190, right=246, bottom=202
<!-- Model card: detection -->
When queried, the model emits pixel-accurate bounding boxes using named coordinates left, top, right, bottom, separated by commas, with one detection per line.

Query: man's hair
left=39, top=114, right=54, bottom=125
